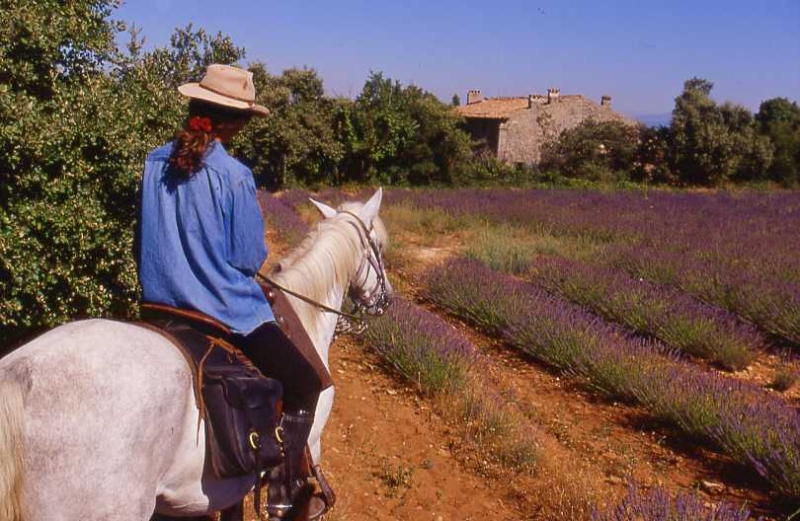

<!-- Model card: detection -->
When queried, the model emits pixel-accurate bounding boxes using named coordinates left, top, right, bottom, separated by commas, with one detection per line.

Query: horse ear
left=310, top=198, right=338, bottom=219
left=357, top=187, right=383, bottom=226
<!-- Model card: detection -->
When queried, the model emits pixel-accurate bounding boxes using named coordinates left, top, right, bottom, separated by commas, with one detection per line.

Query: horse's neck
left=272, top=222, right=359, bottom=364
left=290, top=284, right=345, bottom=366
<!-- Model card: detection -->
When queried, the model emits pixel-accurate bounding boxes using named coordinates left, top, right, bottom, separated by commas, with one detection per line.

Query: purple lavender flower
left=364, top=297, right=477, bottom=394
left=533, top=256, right=763, bottom=370
left=593, top=481, right=757, bottom=521
left=390, top=188, right=800, bottom=348
left=257, top=190, right=309, bottom=246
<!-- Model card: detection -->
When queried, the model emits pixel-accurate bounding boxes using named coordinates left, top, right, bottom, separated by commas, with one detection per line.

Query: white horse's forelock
left=271, top=201, right=388, bottom=342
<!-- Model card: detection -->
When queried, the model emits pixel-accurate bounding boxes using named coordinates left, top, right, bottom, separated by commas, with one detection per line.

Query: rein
left=257, top=273, right=364, bottom=322
left=257, top=209, right=389, bottom=336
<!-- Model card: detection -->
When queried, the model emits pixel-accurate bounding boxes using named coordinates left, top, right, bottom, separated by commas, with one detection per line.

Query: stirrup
left=266, top=488, right=329, bottom=520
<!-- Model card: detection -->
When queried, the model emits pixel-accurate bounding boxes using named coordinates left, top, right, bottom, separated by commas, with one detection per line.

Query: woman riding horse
left=136, top=64, right=331, bottom=518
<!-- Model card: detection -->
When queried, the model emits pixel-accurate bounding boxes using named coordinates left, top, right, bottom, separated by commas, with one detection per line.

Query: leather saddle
left=138, top=287, right=336, bottom=518
left=138, top=302, right=285, bottom=480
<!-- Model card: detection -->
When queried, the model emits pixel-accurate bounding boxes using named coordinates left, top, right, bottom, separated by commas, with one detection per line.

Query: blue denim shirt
left=137, top=141, right=274, bottom=334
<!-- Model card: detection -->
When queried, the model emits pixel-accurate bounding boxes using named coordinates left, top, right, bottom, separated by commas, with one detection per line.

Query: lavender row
left=532, top=257, right=763, bottom=370
left=256, top=190, right=309, bottom=246
left=363, top=297, right=539, bottom=469
left=364, top=297, right=477, bottom=394
left=423, top=258, right=800, bottom=499
left=610, top=244, right=800, bottom=348
left=592, top=482, right=758, bottom=521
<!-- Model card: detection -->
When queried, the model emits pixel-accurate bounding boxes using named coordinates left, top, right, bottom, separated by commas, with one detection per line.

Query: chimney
left=601, top=95, right=612, bottom=108
left=547, top=87, right=560, bottom=104
left=467, top=89, right=483, bottom=105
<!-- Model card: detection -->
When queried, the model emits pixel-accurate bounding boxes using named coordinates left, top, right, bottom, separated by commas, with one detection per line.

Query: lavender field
left=390, top=188, right=800, bottom=348
left=263, top=187, right=798, bottom=518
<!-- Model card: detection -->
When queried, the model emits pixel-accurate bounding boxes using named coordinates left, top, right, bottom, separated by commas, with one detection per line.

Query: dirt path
left=240, top=335, right=524, bottom=521
left=318, top=337, right=524, bottom=520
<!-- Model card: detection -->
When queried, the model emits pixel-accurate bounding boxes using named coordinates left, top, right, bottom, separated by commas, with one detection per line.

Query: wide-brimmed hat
left=178, top=64, right=270, bottom=117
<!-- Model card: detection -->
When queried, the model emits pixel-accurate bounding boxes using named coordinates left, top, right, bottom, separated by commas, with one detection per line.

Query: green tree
left=635, top=125, right=677, bottom=184
left=540, top=119, right=641, bottom=181
left=670, top=78, right=733, bottom=185
left=756, top=97, right=800, bottom=185
left=669, top=77, right=773, bottom=185
left=234, top=64, right=345, bottom=188
left=0, top=0, right=121, bottom=99
left=451, top=93, right=461, bottom=107
left=719, top=102, right=774, bottom=182
left=344, top=72, right=472, bottom=185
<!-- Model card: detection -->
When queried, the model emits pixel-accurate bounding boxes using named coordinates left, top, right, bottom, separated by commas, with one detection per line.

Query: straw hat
left=178, top=64, right=270, bottom=117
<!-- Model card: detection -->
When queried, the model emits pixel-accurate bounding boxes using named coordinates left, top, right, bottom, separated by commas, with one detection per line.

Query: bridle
left=257, top=210, right=390, bottom=337
left=340, top=210, right=390, bottom=316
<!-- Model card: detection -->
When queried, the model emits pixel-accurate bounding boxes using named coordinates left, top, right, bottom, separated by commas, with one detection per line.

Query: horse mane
left=271, top=201, right=388, bottom=341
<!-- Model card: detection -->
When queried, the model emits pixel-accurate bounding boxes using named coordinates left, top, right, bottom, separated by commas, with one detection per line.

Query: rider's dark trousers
left=238, top=321, right=329, bottom=413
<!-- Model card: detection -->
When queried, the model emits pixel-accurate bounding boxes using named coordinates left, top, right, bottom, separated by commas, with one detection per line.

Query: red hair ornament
left=188, top=116, right=212, bottom=133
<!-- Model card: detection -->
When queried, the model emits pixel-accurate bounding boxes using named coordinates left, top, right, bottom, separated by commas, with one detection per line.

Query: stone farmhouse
left=457, top=88, right=637, bottom=164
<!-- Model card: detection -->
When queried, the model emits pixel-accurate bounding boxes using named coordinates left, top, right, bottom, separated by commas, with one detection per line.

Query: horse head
left=310, top=188, right=394, bottom=318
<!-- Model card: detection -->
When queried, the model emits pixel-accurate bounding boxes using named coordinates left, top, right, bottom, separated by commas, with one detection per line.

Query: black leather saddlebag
left=203, top=366, right=285, bottom=478
left=136, top=305, right=286, bottom=480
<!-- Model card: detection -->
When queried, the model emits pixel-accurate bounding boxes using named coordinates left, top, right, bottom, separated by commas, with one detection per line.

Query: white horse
left=0, top=189, right=391, bottom=521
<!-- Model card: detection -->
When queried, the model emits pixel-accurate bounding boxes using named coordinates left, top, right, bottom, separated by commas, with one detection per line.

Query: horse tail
left=0, top=374, right=26, bottom=521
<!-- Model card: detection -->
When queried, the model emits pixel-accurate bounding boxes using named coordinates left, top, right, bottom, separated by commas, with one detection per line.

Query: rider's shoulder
left=205, top=142, right=253, bottom=183
left=145, top=142, right=173, bottom=162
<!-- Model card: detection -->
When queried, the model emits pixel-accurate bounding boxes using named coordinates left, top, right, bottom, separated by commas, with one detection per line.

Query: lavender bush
left=610, top=244, right=800, bottom=348
left=363, top=296, right=538, bottom=470
left=256, top=190, right=309, bottom=246
left=533, top=257, right=763, bottom=370
left=364, top=297, right=476, bottom=395
left=424, top=258, right=800, bottom=499
left=389, top=189, right=800, bottom=264
left=593, top=482, right=757, bottom=521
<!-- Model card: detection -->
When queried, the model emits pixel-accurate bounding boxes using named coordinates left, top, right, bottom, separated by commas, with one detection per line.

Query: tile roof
left=456, top=97, right=530, bottom=119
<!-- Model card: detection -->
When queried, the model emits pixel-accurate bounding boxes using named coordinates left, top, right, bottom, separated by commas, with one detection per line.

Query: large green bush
left=233, top=64, right=346, bottom=189
left=0, top=4, right=244, bottom=344
left=756, top=97, right=800, bottom=186
left=540, top=119, right=641, bottom=181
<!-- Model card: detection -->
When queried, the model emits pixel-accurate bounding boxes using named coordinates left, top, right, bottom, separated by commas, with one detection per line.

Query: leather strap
left=141, top=302, right=233, bottom=337
left=261, top=285, right=334, bottom=392
left=307, top=446, right=336, bottom=510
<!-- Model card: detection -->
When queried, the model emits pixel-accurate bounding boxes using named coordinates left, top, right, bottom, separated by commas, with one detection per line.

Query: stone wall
left=497, top=97, right=636, bottom=164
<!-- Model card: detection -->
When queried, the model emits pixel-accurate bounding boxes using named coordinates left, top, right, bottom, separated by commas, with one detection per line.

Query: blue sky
left=115, top=0, right=800, bottom=118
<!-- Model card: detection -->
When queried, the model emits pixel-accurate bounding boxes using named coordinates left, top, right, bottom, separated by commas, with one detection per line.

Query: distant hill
left=636, top=113, right=672, bottom=127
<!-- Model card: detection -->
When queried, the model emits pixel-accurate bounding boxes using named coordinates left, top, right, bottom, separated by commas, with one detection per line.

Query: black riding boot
left=266, top=410, right=326, bottom=520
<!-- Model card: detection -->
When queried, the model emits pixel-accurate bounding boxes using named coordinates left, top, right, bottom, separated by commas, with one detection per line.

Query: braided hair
left=169, top=100, right=251, bottom=176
